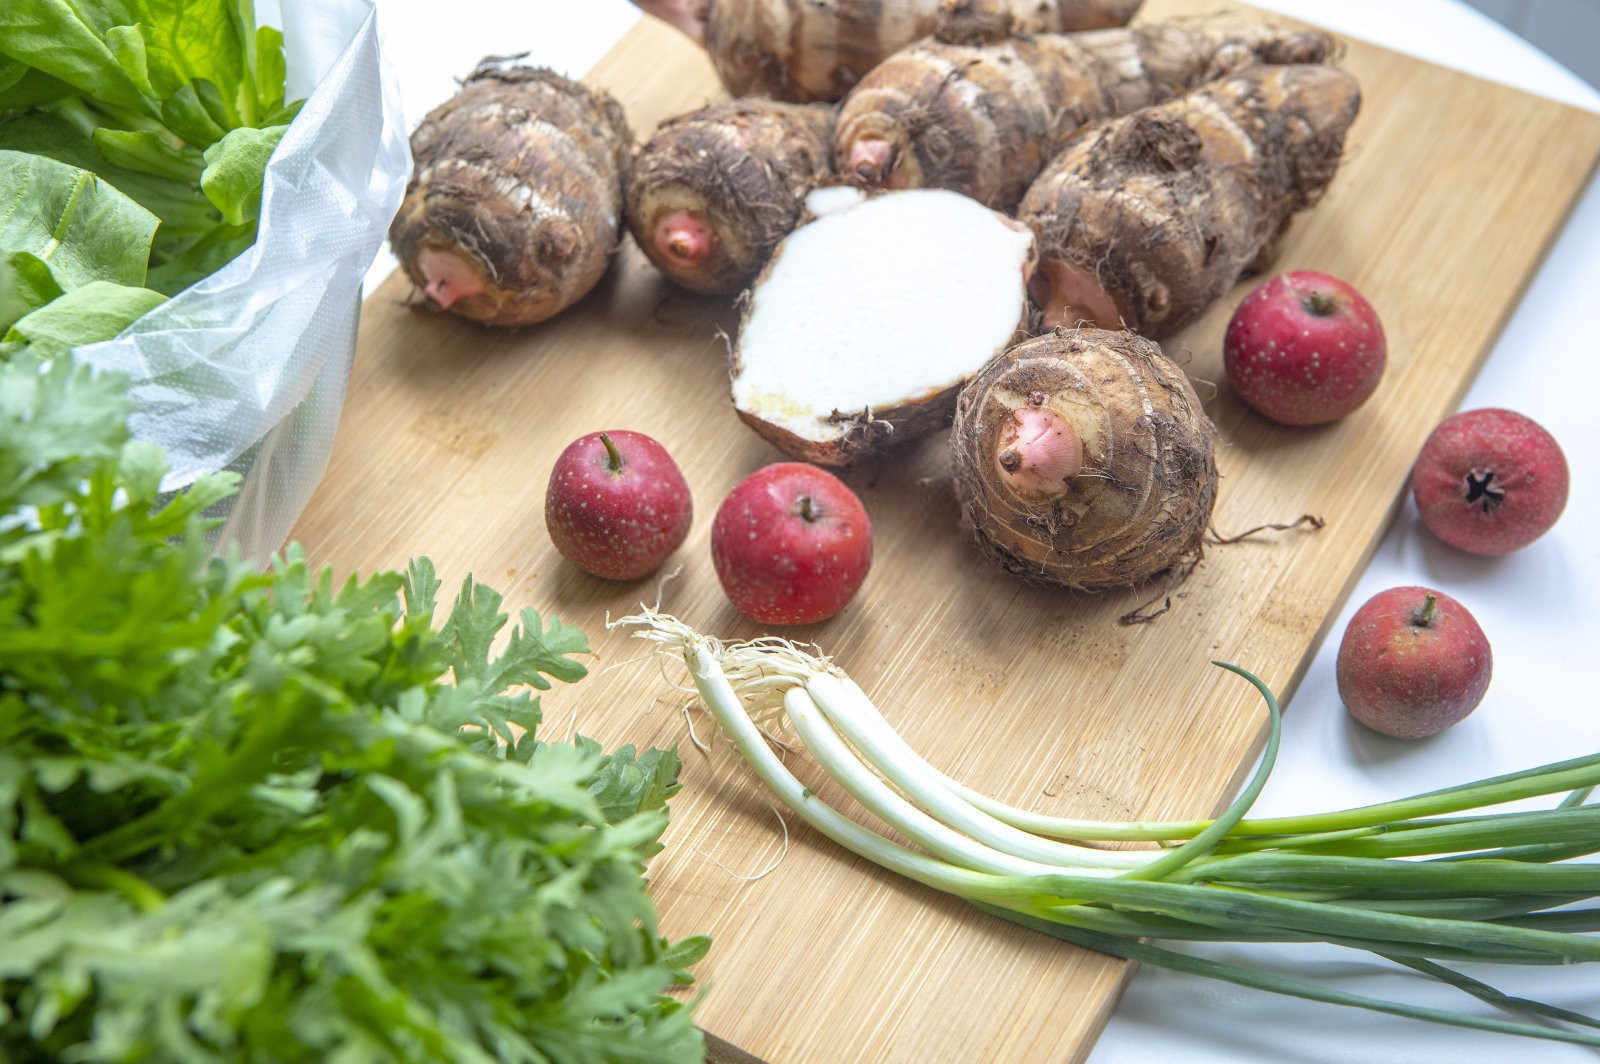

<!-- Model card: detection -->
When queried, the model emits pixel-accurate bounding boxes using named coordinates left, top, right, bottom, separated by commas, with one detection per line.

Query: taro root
left=835, top=15, right=1335, bottom=212
left=951, top=328, right=1217, bottom=589
left=731, top=187, right=1036, bottom=467
left=1020, top=63, right=1361, bottom=338
left=626, top=99, right=836, bottom=295
left=389, top=62, right=633, bottom=327
left=629, top=0, right=1143, bottom=103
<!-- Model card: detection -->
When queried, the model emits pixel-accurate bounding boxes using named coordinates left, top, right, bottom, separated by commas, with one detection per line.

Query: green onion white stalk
left=620, top=609, right=1600, bottom=1048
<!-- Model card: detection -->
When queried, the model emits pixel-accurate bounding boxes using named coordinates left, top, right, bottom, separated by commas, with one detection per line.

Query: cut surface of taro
left=731, top=188, right=1035, bottom=466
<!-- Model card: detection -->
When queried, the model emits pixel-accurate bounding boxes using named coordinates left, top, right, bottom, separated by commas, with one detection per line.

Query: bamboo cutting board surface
left=291, top=3, right=1600, bottom=1060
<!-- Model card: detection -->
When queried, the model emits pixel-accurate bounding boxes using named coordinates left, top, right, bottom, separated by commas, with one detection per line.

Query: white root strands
left=621, top=610, right=981, bottom=896
left=697, top=805, right=792, bottom=883
left=616, top=606, right=839, bottom=738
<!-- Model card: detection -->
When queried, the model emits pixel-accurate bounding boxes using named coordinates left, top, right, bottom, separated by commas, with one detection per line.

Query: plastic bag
left=75, top=0, right=411, bottom=563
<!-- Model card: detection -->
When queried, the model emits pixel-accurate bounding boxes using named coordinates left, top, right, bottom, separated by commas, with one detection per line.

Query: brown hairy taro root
left=626, top=99, right=835, bottom=295
left=935, top=0, right=1023, bottom=47
left=732, top=187, right=1035, bottom=466
left=835, top=15, right=1335, bottom=211
left=1020, top=63, right=1361, bottom=338
left=951, top=328, right=1217, bottom=589
left=389, top=63, right=632, bottom=327
left=630, top=0, right=1141, bottom=102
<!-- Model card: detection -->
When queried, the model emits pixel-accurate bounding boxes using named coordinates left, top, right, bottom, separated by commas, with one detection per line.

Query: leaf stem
left=950, top=755, right=1600, bottom=844
left=1121, top=662, right=1281, bottom=880
left=996, top=912, right=1600, bottom=1049
left=1562, top=786, right=1594, bottom=809
left=63, top=861, right=166, bottom=913
left=1381, top=954, right=1600, bottom=1033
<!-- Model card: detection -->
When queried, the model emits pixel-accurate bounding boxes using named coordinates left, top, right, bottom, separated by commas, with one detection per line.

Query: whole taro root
left=626, top=99, right=836, bottom=295
left=835, top=15, right=1335, bottom=211
left=631, top=0, right=1143, bottom=102
left=1020, top=63, right=1362, bottom=338
left=951, top=328, right=1217, bottom=590
left=389, top=63, right=632, bottom=327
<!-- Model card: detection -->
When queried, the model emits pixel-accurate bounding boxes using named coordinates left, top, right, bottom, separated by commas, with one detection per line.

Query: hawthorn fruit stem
left=1302, top=290, right=1339, bottom=316
left=1414, top=593, right=1438, bottom=628
left=600, top=432, right=624, bottom=473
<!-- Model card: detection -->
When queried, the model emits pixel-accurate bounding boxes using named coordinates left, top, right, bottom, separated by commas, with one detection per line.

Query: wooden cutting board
left=291, top=3, right=1600, bottom=1060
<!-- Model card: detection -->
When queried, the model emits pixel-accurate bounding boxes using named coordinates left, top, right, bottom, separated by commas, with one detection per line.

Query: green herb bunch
left=0, top=353, right=709, bottom=1062
left=2, top=0, right=305, bottom=345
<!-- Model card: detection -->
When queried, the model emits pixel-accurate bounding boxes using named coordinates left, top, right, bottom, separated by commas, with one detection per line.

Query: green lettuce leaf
left=140, top=217, right=256, bottom=294
left=0, top=112, right=221, bottom=240
left=0, top=149, right=158, bottom=290
left=0, top=65, right=81, bottom=111
left=0, top=0, right=305, bottom=315
left=0, top=0, right=149, bottom=114
left=199, top=121, right=283, bottom=224
left=255, top=24, right=286, bottom=117
left=3, top=278, right=165, bottom=351
left=0, top=249, right=63, bottom=333
left=0, top=53, right=28, bottom=93
left=91, top=125, right=204, bottom=183
left=120, top=0, right=252, bottom=127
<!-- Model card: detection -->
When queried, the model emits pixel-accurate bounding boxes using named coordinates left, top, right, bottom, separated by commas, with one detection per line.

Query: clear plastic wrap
left=75, top=0, right=411, bottom=562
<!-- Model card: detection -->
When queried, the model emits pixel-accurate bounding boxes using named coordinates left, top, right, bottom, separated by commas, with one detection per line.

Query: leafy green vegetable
left=0, top=55, right=26, bottom=94
left=0, top=0, right=305, bottom=333
left=0, top=250, right=63, bottom=333
left=0, top=1, right=150, bottom=114
left=0, top=353, right=709, bottom=1061
left=4, top=278, right=166, bottom=354
left=0, top=150, right=159, bottom=291
left=0, top=112, right=220, bottom=241
left=200, top=123, right=286, bottom=225
left=0, top=148, right=168, bottom=345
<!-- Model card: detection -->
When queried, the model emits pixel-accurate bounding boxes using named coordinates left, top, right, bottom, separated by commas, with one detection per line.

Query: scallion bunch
left=625, top=609, right=1600, bottom=1049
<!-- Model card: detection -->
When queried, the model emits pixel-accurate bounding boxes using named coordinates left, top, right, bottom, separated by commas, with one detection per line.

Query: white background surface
left=365, top=2, right=1600, bottom=1059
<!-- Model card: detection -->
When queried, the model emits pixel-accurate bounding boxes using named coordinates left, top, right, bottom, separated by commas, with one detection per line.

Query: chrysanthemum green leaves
left=0, top=353, right=706, bottom=1061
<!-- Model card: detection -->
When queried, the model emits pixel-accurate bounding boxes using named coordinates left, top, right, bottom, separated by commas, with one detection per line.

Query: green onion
left=620, top=609, right=1600, bottom=1047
